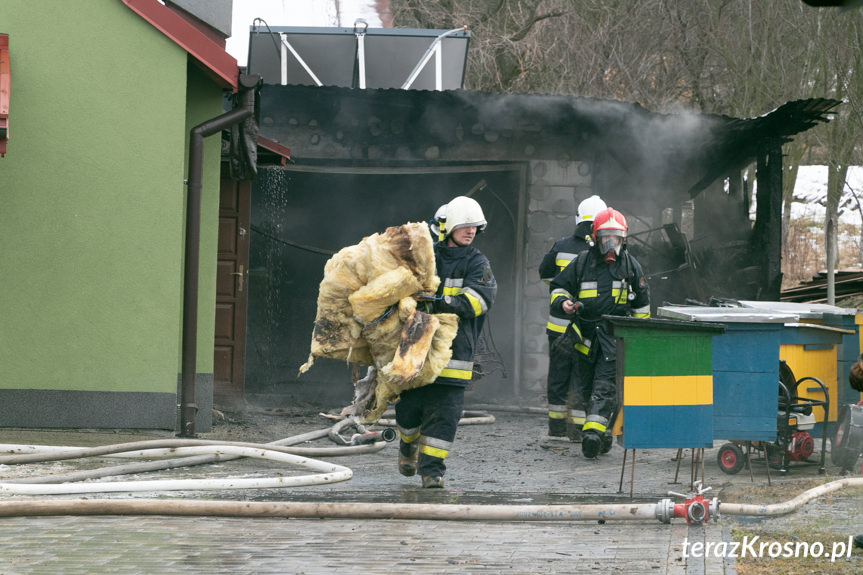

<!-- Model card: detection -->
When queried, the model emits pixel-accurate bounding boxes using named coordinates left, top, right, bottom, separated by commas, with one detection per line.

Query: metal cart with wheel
left=716, top=360, right=830, bottom=476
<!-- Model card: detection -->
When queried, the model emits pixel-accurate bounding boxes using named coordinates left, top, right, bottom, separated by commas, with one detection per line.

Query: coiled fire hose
left=0, top=417, right=394, bottom=493
left=0, top=413, right=859, bottom=523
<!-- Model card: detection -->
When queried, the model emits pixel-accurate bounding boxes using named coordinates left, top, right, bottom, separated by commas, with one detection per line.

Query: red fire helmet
left=591, top=207, right=628, bottom=242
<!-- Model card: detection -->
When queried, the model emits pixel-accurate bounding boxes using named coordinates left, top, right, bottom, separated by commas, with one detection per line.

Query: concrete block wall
left=521, top=160, right=594, bottom=398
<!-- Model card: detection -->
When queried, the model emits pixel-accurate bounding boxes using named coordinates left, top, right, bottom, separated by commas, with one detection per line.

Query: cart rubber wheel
left=717, top=442, right=745, bottom=475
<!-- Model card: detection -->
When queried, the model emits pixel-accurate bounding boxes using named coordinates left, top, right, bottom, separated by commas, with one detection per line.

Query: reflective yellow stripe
left=583, top=421, right=607, bottom=433
left=633, top=312, right=650, bottom=319
left=440, top=367, right=472, bottom=380
left=421, top=444, right=449, bottom=459
left=555, top=252, right=577, bottom=268
left=578, top=289, right=597, bottom=298
left=632, top=305, right=650, bottom=317
left=442, top=286, right=460, bottom=296
left=568, top=415, right=586, bottom=425
left=548, top=410, right=567, bottom=420
left=612, top=288, right=629, bottom=304
left=547, top=322, right=567, bottom=334
left=462, top=290, right=484, bottom=316
left=546, top=316, right=569, bottom=333
left=550, top=288, right=571, bottom=304
left=399, top=429, right=420, bottom=442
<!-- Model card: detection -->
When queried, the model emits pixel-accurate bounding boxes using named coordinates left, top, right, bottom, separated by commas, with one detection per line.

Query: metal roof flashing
left=122, top=0, right=238, bottom=91
left=658, top=305, right=797, bottom=324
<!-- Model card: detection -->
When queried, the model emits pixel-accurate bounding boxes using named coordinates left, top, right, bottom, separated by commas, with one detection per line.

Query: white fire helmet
left=576, top=195, right=608, bottom=225
left=429, top=204, right=447, bottom=241
left=441, top=196, right=487, bottom=238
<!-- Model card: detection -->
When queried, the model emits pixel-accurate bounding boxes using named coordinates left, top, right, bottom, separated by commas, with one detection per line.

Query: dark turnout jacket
left=423, top=243, right=497, bottom=387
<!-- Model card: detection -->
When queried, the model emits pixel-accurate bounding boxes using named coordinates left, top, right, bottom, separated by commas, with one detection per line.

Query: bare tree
left=393, top=0, right=863, bottom=291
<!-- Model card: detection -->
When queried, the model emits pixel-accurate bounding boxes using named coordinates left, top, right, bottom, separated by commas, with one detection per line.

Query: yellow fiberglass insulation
left=298, top=222, right=458, bottom=422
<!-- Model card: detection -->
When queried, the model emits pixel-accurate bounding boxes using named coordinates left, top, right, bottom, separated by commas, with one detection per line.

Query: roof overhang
left=257, top=136, right=292, bottom=166
left=121, top=0, right=238, bottom=91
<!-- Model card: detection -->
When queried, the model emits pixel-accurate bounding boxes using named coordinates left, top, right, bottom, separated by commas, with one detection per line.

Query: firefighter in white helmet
left=397, top=195, right=497, bottom=488
left=549, top=207, right=650, bottom=459
left=538, top=195, right=606, bottom=443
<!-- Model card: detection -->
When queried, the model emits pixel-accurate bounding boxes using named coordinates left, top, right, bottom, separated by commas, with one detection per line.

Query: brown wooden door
left=214, top=168, right=250, bottom=405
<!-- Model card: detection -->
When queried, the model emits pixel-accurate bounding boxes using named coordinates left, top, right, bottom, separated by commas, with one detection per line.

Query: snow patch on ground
left=790, top=165, right=863, bottom=226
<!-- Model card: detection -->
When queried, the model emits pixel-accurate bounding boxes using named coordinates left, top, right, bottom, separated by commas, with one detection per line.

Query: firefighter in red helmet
left=539, top=195, right=606, bottom=443
left=549, top=207, right=650, bottom=458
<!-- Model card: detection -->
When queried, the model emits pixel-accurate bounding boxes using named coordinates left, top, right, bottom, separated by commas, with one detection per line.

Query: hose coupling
left=350, top=428, right=397, bottom=445
left=661, top=481, right=720, bottom=525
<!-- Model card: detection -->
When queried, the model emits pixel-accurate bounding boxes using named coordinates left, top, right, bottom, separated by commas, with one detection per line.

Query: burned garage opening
left=239, top=83, right=838, bottom=405
left=245, top=165, right=521, bottom=406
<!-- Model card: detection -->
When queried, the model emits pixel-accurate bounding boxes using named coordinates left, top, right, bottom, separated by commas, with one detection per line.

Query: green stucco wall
left=0, top=0, right=225, bottom=418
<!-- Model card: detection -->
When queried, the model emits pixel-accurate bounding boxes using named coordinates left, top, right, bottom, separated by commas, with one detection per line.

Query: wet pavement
left=0, top=406, right=859, bottom=574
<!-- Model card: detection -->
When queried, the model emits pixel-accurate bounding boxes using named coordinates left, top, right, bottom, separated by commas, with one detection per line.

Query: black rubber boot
left=600, top=434, right=613, bottom=454
left=398, top=441, right=419, bottom=477
left=582, top=431, right=601, bottom=459
left=422, top=476, right=445, bottom=488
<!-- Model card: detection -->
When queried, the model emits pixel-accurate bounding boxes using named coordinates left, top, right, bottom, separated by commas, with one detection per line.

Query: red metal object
left=787, top=431, right=815, bottom=461
left=672, top=495, right=709, bottom=524
left=121, top=0, right=238, bottom=91
left=257, top=136, right=292, bottom=166
left=0, top=34, right=10, bottom=157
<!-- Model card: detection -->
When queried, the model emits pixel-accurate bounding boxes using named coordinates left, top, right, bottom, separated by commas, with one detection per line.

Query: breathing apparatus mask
left=597, top=231, right=624, bottom=263
left=592, top=207, right=628, bottom=264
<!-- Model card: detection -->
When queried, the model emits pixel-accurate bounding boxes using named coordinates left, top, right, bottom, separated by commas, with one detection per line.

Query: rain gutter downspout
left=180, top=75, right=260, bottom=437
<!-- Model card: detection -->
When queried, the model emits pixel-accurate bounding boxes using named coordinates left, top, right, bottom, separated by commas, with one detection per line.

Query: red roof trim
left=257, top=136, right=292, bottom=164
left=121, top=0, right=238, bottom=91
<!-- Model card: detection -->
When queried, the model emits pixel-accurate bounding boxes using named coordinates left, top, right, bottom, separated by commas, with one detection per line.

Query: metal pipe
left=401, top=26, right=467, bottom=90
left=180, top=77, right=259, bottom=437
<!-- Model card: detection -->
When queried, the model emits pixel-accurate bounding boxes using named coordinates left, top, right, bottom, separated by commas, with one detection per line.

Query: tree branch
left=509, top=10, right=565, bottom=42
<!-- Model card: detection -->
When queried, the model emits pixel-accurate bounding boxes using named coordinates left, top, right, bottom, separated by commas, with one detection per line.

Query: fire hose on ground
left=375, top=409, right=496, bottom=427
left=0, top=430, right=860, bottom=524
left=0, top=413, right=859, bottom=524
left=0, top=417, right=393, bottom=493
left=0, top=478, right=859, bottom=522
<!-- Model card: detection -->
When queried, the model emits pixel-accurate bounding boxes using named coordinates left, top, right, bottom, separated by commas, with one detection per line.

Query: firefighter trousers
left=395, top=383, right=465, bottom=478
left=575, top=325, right=618, bottom=435
left=546, top=335, right=588, bottom=435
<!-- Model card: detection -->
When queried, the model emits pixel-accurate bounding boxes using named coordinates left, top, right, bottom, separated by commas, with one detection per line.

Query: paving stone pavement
left=0, top=407, right=857, bottom=574
left=0, top=514, right=733, bottom=574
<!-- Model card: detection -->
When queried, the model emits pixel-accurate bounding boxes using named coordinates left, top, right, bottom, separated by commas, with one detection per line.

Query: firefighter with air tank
left=549, top=207, right=651, bottom=459
left=539, top=195, right=607, bottom=443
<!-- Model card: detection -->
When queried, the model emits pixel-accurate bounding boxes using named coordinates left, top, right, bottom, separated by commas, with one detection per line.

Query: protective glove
left=563, top=300, right=584, bottom=315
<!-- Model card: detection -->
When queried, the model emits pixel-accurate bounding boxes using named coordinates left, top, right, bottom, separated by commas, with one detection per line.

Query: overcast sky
left=226, top=0, right=383, bottom=65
